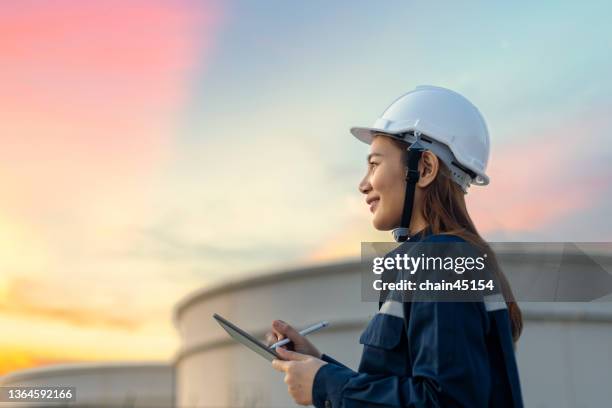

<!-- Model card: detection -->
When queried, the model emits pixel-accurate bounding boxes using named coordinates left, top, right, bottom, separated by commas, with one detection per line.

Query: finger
left=271, top=359, right=289, bottom=372
left=276, top=346, right=308, bottom=361
left=272, top=320, right=299, bottom=338
left=271, top=329, right=286, bottom=342
left=273, top=320, right=301, bottom=340
left=269, top=333, right=290, bottom=350
left=270, top=321, right=286, bottom=341
left=265, top=332, right=279, bottom=346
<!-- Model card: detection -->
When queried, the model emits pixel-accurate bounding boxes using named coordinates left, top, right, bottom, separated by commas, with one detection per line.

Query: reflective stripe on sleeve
left=484, top=293, right=507, bottom=312
left=379, top=299, right=404, bottom=318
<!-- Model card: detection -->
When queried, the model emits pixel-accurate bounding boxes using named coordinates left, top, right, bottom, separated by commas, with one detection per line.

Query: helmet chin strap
left=392, top=135, right=425, bottom=242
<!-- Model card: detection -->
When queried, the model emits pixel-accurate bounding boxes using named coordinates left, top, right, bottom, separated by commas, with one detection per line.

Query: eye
left=369, top=161, right=378, bottom=169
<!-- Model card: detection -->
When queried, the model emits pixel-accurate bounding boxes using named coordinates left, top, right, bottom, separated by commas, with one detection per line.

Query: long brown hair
left=396, top=139, right=523, bottom=341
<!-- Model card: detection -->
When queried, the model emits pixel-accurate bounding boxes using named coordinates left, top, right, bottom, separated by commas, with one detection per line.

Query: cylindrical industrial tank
left=0, top=362, right=174, bottom=407
left=174, top=253, right=612, bottom=408
left=173, top=261, right=373, bottom=408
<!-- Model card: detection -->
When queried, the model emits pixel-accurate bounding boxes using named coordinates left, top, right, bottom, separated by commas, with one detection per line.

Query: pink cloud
left=468, top=113, right=609, bottom=235
left=0, top=0, right=224, bottom=218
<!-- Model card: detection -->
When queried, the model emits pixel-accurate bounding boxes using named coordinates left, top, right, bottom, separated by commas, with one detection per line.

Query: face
left=358, top=135, right=407, bottom=230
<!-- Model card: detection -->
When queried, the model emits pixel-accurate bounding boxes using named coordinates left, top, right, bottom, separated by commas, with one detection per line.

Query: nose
left=359, top=172, right=372, bottom=195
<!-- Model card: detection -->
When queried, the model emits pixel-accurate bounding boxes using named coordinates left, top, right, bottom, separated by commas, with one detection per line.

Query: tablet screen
left=213, top=313, right=282, bottom=362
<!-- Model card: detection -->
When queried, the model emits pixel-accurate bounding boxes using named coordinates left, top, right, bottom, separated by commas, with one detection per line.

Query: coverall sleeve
left=312, top=301, right=491, bottom=408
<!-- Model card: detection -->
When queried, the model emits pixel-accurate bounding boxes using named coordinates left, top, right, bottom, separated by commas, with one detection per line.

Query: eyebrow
left=367, top=153, right=383, bottom=162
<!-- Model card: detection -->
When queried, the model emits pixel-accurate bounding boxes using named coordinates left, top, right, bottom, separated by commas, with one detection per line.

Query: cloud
left=0, top=0, right=226, bottom=338
left=0, top=345, right=78, bottom=376
left=0, top=0, right=224, bottom=220
left=470, top=106, right=612, bottom=238
left=0, top=277, right=143, bottom=330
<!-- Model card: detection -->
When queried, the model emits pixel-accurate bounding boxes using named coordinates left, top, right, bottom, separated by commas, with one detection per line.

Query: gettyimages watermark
left=361, top=242, right=612, bottom=302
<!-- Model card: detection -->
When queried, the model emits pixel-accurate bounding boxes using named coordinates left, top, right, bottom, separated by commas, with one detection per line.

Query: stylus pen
left=268, top=321, right=330, bottom=349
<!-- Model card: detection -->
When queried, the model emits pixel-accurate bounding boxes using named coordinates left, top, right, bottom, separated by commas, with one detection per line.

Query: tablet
left=213, top=313, right=282, bottom=362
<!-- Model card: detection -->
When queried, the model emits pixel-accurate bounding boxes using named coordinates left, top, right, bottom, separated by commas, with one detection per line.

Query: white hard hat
left=351, top=85, right=491, bottom=191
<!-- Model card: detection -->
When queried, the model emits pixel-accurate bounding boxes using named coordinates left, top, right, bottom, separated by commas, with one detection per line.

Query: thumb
left=276, top=346, right=308, bottom=361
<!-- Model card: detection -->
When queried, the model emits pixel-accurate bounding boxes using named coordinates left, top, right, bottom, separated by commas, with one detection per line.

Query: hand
left=272, top=347, right=327, bottom=406
left=265, top=320, right=322, bottom=358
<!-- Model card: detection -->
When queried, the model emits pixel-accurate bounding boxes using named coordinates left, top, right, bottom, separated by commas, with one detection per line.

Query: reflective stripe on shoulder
left=379, top=299, right=404, bottom=318
left=380, top=295, right=506, bottom=316
left=484, top=293, right=507, bottom=312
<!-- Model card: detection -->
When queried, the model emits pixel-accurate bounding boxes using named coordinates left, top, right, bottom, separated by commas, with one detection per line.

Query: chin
left=372, top=214, right=394, bottom=231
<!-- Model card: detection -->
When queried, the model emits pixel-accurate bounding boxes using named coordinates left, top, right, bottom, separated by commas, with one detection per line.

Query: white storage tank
left=173, top=262, right=372, bottom=408
left=0, top=362, right=173, bottom=407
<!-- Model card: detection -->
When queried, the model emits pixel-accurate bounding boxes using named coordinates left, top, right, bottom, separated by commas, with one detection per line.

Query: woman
left=269, top=85, right=524, bottom=407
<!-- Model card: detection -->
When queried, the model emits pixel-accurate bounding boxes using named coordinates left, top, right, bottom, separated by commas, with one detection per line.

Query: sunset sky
left=1, top=0, right=611, bottom=375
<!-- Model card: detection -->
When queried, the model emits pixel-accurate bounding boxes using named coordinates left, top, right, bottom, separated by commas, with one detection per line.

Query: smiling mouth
left=369, top=199, right=380, bottom=213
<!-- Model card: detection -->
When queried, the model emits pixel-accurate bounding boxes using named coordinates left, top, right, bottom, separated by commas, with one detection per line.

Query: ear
left=417, top=151, right=439, bottom=188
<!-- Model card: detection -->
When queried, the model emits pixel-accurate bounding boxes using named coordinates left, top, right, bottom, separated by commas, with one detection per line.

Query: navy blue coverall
left=312, top=232, right=524, bottom=407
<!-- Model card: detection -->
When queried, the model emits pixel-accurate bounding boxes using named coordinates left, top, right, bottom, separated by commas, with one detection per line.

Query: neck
left=410, top=215, right=428, bottom=236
